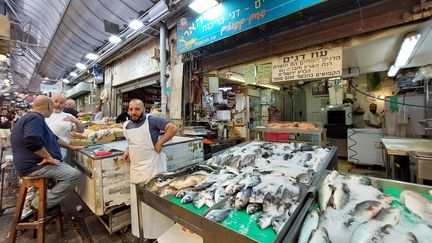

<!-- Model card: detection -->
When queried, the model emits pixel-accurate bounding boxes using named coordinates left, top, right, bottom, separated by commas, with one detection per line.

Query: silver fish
left=400, top=190, right=432, bottom=226
left=300, top=144, right=315, bottom=152
left=318, top=183, right=334, bottom=211
left=199, top=187, right=216, bottom=200
left=350, top=220, right=381, bottom=243
left=298, top=210, right=319, bottom=243
left=180, top=192, right=198, bottom=204
left=169, top=174, right=207, bottom=190
left=296, top=172, right=314, bottom=184
left=351, top=200, right=383, bottom=220
left=257, top=202, right=285, bottom=229
left=376, top=194, right=393, bottom=204
left=307, top=227, right=331, bottom=243
left=378, top=225, right=418, bottom=243
left=205, top=199, right=215, bottom=208
left=193, top=197, right=205, bottom=209
left=225, top=166, right=240, bottom=175
left=175, top=188, right=193, bottom=198
left=228, top=155, right=242, bottom=168
left=234, top=188, right=252, bottom=210
left=158, top=185, right=177, bottom=197
left=241, top=175, right=261, bottom=189
left=214, top=186, right=227, bottom=203
left=205, top=208, right=231, bottom=222
left=332, top=183, right=350, bottom=210
left=376, top=207, right=400, bottom=225
left=194, top=180, right=217, bottom=191
left=206, top=156, right=221, bottom=166
left=240, top=154, right=256, bottom=168
left=323, top=171, right=339, bottom=184
left=221, top=154, right=233, bottom=166
left=271, top=207, right=291, bottom=234
left=246, top=203, right=262, bottom=214
left=225, top=178, right=245, bottom=195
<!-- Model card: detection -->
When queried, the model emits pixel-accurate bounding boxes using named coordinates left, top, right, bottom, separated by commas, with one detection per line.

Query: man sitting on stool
left=10, top=95, right=81, bottom=212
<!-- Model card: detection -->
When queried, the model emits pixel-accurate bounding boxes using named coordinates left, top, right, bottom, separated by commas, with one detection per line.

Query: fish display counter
left=285, top=170, right=432, bottom=243
left=136, top=141, right=338, bottom=242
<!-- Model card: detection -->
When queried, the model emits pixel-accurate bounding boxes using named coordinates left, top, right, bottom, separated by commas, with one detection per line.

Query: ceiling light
left=387, top=65, right=399, bottom=77
left=128, top=19, right=144, bottom=30
left=394, top=33, right=421, bottom=67
left=109, top=35, right=122, bottom=44
left=70, top=72, right=78, bottom=77
left=85, top=53, right=99, bottom=60
left=257, top=84, right=281, bottom=90
left=76, top=63, right=86, bottom=70
left=203, top=3, right=223, bottom=20
left=41, top=80, right=47, bottom=83
left=0, top=54, right=6, bottom=62
left=62, top=79, right=70, bottom=84
left=44, top=77, right=49, bottom=80
left=188, top=0, right=219, bottom=14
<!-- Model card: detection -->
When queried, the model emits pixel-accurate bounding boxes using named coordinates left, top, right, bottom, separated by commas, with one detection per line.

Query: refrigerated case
left=347, top=128, right=384, bottom=166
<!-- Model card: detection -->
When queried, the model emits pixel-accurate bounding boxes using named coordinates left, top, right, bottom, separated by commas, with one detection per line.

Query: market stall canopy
left=2, top=0, right=160, bottom=92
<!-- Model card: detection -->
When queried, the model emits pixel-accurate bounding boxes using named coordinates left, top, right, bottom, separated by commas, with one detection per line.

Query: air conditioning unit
left=66, top=82, right=92, bottom=98
left=225, top=72, right=245, bottom=82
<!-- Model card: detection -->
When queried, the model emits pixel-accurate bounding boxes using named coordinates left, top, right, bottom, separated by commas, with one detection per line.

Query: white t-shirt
left=363, top=110, right=381, bottom=128
left=45, top=111, right=74, bottom=159
left=93, top=111, right=103, bottom=122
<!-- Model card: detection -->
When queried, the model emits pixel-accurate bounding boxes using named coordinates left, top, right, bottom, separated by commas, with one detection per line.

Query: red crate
left=265, top=132, right=289, bottom=140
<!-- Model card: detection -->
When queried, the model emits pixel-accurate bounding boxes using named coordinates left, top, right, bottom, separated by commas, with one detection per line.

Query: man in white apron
left=122, top=99, right=178, bottom=240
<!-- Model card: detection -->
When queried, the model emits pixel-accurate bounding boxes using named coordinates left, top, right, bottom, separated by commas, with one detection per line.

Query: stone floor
left=0, top=147, right=388, bottom=242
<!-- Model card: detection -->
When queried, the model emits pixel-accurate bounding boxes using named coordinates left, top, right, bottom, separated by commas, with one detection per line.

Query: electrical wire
left=350, top=81, right=432, bottom=109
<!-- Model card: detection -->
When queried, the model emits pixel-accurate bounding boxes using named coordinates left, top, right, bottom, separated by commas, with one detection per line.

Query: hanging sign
left=256, top=63, right=272, bottom=85
left=272, top=47, right=343, bottom=83
left=243, top=64, right=256, bottom=84
left=176, top=0, right=325, bottom=55
left=40, top=83, right=59, bottom=93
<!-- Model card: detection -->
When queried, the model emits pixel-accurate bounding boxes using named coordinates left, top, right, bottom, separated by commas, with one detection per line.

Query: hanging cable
left=350, top=81, right=432, bottom=109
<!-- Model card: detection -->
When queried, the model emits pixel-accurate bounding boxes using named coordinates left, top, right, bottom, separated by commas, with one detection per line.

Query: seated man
left=11, top=95, right=81, bottom=210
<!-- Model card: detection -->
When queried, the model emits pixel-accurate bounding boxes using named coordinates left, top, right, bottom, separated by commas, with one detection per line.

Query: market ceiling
left=0, top=0, right=179, bottom=93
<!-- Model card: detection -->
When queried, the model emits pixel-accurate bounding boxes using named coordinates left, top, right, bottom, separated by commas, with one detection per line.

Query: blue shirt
left=125, top=114, right=169, bottom=145
left=11, top=112, right=62, bottom=176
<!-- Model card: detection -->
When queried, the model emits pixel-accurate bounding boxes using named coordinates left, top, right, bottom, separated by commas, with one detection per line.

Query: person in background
left=10, top=95, right=81, bottom=212
left=122, top=99, right=178, bottom=240
left=116, top=108, right=130, bottom=123
left=63, top=99, right=92, bottom=118
left=0, top=109, right=13, bottom=148
left=364, top=103, right=383, bottom=128
left=45, top=94, right=85, bottom=160
left=12, top=110, right=20, bottom=123
left=92, top=105, right=103, bottom=122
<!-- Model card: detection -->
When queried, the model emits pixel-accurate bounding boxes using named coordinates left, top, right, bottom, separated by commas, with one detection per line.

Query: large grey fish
left=307, top=227, right=331, bottom=243
left=246, top=203, right=262, bottom=214
left=400, top=190, right=432, bottom=227
left=199, top=186, right=216, bottom=200
left=234, top=188, right=252, bottom=210
left=205, top=199, right=215, bottom=208
left=375, top=207, right=400, bottom=225
left=332, top=183, right=350, bottom=210
left=300, top=144, right=315, bottom=152
left=350, top=220, right=382, bottom=243
left=181, top=192, right=198, bottom=204
left=214, top=186, right=227, bottom=203
left=241, top=175, right=261, bottom=189
left=205, top=208, right=231, bottom=222
left=377, top=224, right=418, bottom=243
left=343, top=175, right=372, bottom=186
left=206, top=156, right=221, bottom=166
left=225, top=178, right=245, bottom=195
left=225, top=166, right=240, bottom=175
left=169, top=174, right=207, bottom=190
left=298, top=210, right=319, bottom=243
left=193, top=179, right=217, bottom=191
left=175, top=188, right=193, bottom=198
left=351, top=200, right=383, bottom=220
left=221, top=154, right=233, bottom=166
left=239, top=154, right=256, bottom=168
left=318, top=183, right=334, bottom=211
left=257, top=202, right=285, bottom=229
left=228, top=155, right=242, bottom=169
left=158, top=185, right=177, bottom=197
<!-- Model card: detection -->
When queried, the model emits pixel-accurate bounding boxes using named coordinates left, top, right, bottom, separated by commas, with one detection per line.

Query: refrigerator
left=347, top=128, right=384, bottom=166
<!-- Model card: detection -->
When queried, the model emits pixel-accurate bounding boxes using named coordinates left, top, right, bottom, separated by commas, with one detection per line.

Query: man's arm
left=154, top=123, right=178, bottom=153
left=57, top=138, right=82, bottom=151
left=64, top=114, right=85, bottom=133
left=365, top=120, right=382, bottom=128
left=33, top=147, right=60, bottom=166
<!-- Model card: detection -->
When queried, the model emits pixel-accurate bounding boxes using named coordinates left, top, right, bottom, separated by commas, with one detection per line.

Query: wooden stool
left=8, top=177, right=63, bottom=243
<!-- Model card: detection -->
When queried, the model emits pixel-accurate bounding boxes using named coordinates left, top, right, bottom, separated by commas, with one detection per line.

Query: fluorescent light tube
left=109, top=35, right=122, bottom=44
left=394, top=33, right=421, bottom=67
left=70, top=72, right=78, bottom=77
left=76, top=63, right=86, bottom=70
left=129, top=19, right=144, bottom=30
left=62, top=79, right=70, bottom=83
left=85, top=53, right=99, bottom=60
left=387, top=65, right=399, bottom=77
left=189, top=0, right=218, bottom=14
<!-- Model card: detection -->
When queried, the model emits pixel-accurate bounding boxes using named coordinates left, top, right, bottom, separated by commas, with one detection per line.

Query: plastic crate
left=265, top=132, right=289, bottom=140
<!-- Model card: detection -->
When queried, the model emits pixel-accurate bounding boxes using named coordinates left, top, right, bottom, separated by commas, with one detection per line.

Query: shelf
left=251, top=127, right=323, bottom=134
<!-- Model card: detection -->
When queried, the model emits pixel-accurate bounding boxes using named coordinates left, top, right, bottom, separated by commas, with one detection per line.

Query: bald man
left=10, top=95, right=81, bottom=211
left=45, top=94, right=84, bottom=159
left=64, top=99, right=92, bottom=118
left=122, top=98, right=178, bottom=239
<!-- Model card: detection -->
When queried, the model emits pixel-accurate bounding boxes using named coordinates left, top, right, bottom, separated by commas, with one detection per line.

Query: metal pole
left=160, top=23, right=167, bottom=116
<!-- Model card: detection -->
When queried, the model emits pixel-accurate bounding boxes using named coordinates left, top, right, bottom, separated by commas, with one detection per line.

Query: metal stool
left=8, top=177, right=63, bottom=243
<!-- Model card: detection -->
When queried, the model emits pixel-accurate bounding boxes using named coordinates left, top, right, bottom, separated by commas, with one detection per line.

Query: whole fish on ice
left=400, top=190, right=432, bottom=226
left=298, top=209, right=319, bottom=243
left=332, top=183, right=350, bottom=210
left=307, top=227, right=331, bottom=243
left=205, top=208, right=231, bottom=222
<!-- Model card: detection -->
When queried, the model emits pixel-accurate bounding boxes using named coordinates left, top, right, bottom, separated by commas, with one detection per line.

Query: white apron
left=124, top=115, right=174, bottom=238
